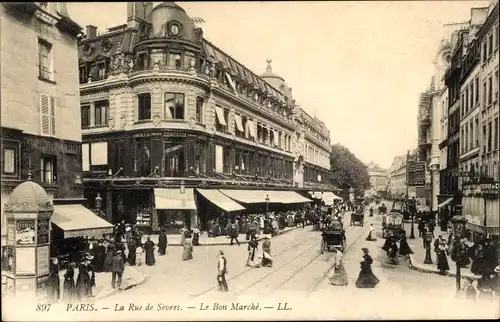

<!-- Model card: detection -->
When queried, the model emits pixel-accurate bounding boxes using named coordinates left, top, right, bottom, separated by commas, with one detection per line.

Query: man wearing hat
left=111, top=250, right=125, bottom=290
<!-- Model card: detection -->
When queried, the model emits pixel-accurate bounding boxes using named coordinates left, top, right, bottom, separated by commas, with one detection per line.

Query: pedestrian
left=463, top=277, right=477, bottom=301
left=229, top=221, right=240, bottom=246
left=62, top=263, right=76, bottom=303
left=136, top=243, right=144, bottom=266
left=355, top=248, right=379, bottom=288
left=387, top=239, right=399, bottom=265
left=329, top=247, right=348, bottom=286
left=192, top=228, right=200, bottom=246
left=104, top=242, right=115, bottom=272
left=470, top=243, right=484, bottom=275
left=217, top=250, right=228, bottom=292
left=158, top=229, right=167, bottom=255
left=477, top=272, right=494, bottom=301
left=47, top=257, right=60, bottom=303
left=434, top=235, right=444, bottom=256
left=127, top=239, right=137, bottom=266
left=261, top=237, right=273, bottom=268
left=399, top=230, right=413, bottom=256
left=365, top=224, right=376, bottom=241
left=418, top=219, right=425, bottom=238
left=111, top=250, right=125, bottom=290
left=180, top=226, right=188, bottom=246
left=75, top=256, right=91, bottom=301
left=144, top=236, right=156, bottom=266
left=436, top=242, right=450, bottom=275
left=182, top=238, right=194, bottom=261
left=246, top=234, right=259, bottom=267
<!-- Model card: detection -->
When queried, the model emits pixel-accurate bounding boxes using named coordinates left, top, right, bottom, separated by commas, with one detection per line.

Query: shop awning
left=197, top=189, right=245, bottom=212
left=220, top=190, right=312, bottom=204
left=51, top=204, right=113, bottom=239
left=154, top=188, right=197, bottom=210
left=437, top=197, right=454, bottom=208
left=486, top=227, right=500, bottom=236
left=215, top=106, right=226, bottom=126
left=220, top=189, right=272, bottom=204
left=309, top=191, right=322, bottom=199
left=266, top=191, right=312, bottom=204
left=466, top=222, right=486, bottom=234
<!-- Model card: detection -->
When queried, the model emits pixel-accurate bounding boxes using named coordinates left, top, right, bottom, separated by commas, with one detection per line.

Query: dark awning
left=51, top=204, right=113, bottom=239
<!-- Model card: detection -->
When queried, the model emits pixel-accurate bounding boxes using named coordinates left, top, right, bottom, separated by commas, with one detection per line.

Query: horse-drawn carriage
left=321, top=226, right=346, bottom=253
left=382, top=212, right=404, bottom=239
left=349, top=209, right=364, bottom=226
left=378, top=203, right=388, bottom=215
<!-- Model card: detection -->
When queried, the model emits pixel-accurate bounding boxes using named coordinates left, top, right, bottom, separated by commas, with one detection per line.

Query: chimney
left=86, top=25, right=98, bottom=39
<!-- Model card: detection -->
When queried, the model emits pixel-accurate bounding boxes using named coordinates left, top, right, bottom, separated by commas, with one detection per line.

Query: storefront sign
left=407, top=161, right=425, bottom=186
left=462, top=182, right=499, bottom=197
left=16, top=220, right=35, bottom=245
left=15, top=247, right=36, bottom=275
left=37, top=246, right=50, bottom=276
left=24, top=137, right=80, bottom=155
left=37, top=219, right=50, bottom=245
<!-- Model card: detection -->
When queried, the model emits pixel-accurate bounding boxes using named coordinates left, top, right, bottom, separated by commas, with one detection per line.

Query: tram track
left=231, top=221, right=364, bottom=296
left=189, top=228, right=321, bottom=299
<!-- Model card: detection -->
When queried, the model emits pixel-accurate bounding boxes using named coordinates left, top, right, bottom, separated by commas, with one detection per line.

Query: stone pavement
left=405, top=230, right=479, bottom=280
left=142, top=225, right=300, bottom=246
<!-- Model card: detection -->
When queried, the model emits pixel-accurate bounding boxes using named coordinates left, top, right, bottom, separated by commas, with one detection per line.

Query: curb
left=167, top=225, right=303, bottom=246
left=407, top=254, right=480, bottom=280
left=94, top=273, right=149, bottom=301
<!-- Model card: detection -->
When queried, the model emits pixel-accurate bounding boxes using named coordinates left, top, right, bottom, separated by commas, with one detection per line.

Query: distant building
left=387, top=155, right=408, bottom=199
left=365, top=162, right=388, bottom=198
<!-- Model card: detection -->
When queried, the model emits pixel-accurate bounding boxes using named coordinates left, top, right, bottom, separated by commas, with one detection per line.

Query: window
left=96, top=61, right=108, bottom=80
left=483, top=82, right=487, bottom=106
left=488, top=121, right=492, bottom=152
left=475, top=117, right=479, bottom=147
left=483, top=125, right=487, bottom=153
left=175, top=54, right=182, bottom=70
left=138, top=93, right=151, bottom=120
left=2, top=148, right=15, bottom=174
left=164, top=93, right=185, bottom=120
left=495, top=118, right=499, bottom=151
left=94, top=100, right=108, bottom=126
left=465, top=124, right=469, bottom=152
left=79, top=65, right=88, bottom=84
left=195, top=97, right=204, bottom=124
left=38, top=38, right=53, bottom=81
left=495, top=70, right=499, bottom=100
left=488, top=34, right=493, bottom=56
left=483, top=42, right=487, bottom=62
left=40, top=156, right=56, bottom=184
left=81, top=104, right=90, bottom=129
left=40, top=94, right=56, bottom=136
left=475, top=77, right=479, bottom=104
left=465, top=89, right=469, bottom=113
left=488, top=76, right=493, bottom=105
left=137, top=52, right=149, bottom=70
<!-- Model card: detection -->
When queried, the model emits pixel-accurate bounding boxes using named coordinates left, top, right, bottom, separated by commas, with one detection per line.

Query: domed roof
left=5, top=178, right=53, bottom=213
left=149, top=2, right=199, bottom=43
left=260, top=58, right=285, bottom=81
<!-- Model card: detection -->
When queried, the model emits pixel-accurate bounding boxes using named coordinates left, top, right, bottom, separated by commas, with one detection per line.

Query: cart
left=321, top=229, right=346, bottom=254
left=349, top=210, right=364, bottom=226
left=382, top=213, right=404, bottom=239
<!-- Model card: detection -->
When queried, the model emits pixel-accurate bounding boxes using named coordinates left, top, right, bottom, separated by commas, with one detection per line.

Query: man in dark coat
left=158, top=229, right=167, bottom=255
left=111, top=250, right=125, bottom=289
left=229, top=222, right=240, bottom=246
left=144, top=237, right=155, bottom=266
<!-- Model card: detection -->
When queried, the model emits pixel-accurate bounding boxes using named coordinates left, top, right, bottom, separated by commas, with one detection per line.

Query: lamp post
left=451, top=214, right=467, bottom=294
left=265, top=194, right=270, bottom=217
left=409, top=198, right=416, bottom=239
left=423, top=230, right=433, bottom=264
left=95, top=193, right=104, bottom=219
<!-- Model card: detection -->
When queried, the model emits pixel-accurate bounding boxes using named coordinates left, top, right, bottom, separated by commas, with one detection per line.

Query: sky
left=67, top=1, right=491, bottom=169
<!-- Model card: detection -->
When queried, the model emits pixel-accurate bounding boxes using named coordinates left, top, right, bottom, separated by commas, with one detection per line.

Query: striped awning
left=51, top=205, right=113, bottom=239
left=154, top=188, right=197, bottom=210
left=197, top=189, right=245, bottom=212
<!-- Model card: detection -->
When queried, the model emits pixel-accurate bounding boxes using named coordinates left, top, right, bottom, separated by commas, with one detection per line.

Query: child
left=136, top=244, right=144, bottom=266
left=463, top=277, right=477, bottom=301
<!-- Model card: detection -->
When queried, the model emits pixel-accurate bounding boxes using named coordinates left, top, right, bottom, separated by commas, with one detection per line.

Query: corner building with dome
left=79, top=2, right=334, bottom=232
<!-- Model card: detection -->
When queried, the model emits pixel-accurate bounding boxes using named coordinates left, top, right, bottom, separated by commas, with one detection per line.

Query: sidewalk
left=143, top=225, right=301, bottom=246
left=405, top=231, right=480, bottom=281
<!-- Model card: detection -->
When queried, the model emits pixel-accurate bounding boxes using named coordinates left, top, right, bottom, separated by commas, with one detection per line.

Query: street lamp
left=265, top=194, right=270, bottom=217
left=95, top=193, right=104, bottom=219
left=409, top=198, right=416, bottom=239
left=423, top=230, right=433, bottom=264
left=450, top=214, right=468, bottom=293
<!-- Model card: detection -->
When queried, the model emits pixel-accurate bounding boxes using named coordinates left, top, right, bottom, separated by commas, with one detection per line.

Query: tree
left=329, top=144, right=371, bottom=196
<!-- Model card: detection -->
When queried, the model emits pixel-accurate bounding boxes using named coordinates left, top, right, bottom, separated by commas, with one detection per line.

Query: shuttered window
left=40, top=94, right=56, bottom=136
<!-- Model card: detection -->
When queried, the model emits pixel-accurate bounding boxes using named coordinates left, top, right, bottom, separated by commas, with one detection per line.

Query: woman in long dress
left=180, top=226, right=188, bottom=246
left=127, top=239, right=137, bottom=266
left=182, top=239, right=193, bottom=261
left=329, top=247, right=348, bottom=286
left=62, top=263, right=76, bottom=303
left=355, top=248, right=379, bottom=288
left=144, top=237, right=156, bottom=266
left=261, top=237, right=273, bottom=268
left=436, top=242, right=450, bottom=275
left=75, top=258, right=90, bottom=300
left=398, top=230, right=413, bottom=256
left=246, top=235, right=259, bottom=267
left=104, top=242, right=115, bottom=272
left=47, top=257, right=60, bottom=303
left=158, top=229, right=167, bottom=255
left=366, top=224, right=376, bottom=241
left=470, top=243, right=484, bottom=275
